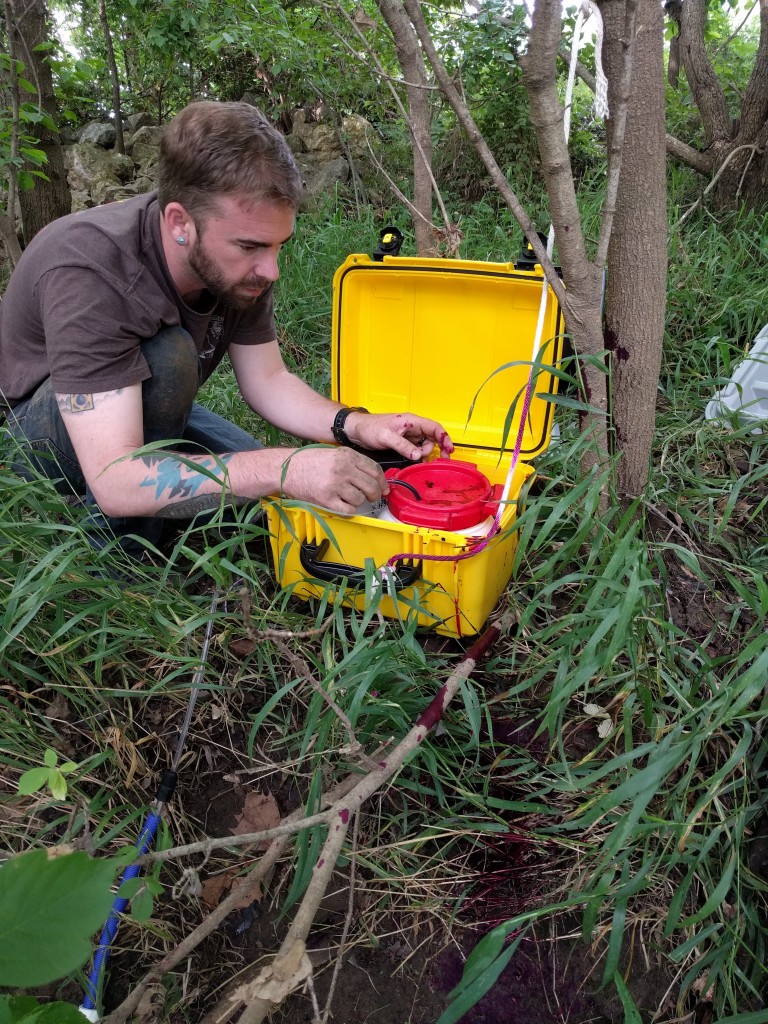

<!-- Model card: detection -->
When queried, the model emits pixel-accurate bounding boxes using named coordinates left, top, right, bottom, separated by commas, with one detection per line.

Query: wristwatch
left=331, top=406, right=368, bottom=447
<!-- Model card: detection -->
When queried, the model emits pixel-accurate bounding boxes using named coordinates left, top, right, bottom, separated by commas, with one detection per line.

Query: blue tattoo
left=138, top=454, right=232, bottom=501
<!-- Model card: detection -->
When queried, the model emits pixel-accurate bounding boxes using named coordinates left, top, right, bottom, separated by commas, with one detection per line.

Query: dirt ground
left=25, top=553, right=757, bottom=1023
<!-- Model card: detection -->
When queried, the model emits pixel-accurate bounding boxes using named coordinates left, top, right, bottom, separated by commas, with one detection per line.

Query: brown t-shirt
left=0, top=192, right=275, bottom=408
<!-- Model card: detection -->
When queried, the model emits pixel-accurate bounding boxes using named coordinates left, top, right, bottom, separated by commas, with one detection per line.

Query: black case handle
left=299, top=539, right=421, bottom=590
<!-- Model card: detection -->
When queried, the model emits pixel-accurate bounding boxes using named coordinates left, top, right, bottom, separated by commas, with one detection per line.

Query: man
left=0, top=101, right=450, bottom=554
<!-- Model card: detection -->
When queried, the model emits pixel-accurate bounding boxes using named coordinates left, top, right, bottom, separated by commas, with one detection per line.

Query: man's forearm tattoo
left=138, top=453, right=233, bottom=508
left=57, top=390, right=123, bottom=414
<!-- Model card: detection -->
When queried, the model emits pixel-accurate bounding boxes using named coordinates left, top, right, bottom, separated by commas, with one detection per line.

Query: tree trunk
left=522, top=0, right=611, bottom=476
left=676, top=0, right=768, bottom=209
left=599, top=0, right=667, bottom=498
left=99, top=0, right=125, bottom=155
left=13, top=0, right=70, bottom=243
left=376, top=0, right=436, bottom=256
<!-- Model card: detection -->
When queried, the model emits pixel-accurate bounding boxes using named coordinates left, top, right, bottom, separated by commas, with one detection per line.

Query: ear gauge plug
left=176, top=236, right=187, bottom=245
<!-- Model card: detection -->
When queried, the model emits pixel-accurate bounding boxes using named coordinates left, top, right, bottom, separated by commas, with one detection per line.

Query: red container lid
left=385, top=460, right=498, bottom=530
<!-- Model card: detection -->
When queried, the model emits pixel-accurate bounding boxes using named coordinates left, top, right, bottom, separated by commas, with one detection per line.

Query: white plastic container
left=705, top=324, right=768, bottom=430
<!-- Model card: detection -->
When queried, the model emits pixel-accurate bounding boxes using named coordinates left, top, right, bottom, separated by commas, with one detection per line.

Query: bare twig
left=672, top=144, right=762, bottom=231
left=319, top=0, right=455, bottom=242
left=320, top=811, right=360, bottom=1024
left=402, top=0, right=567, bottom=308
left=594, top=0, right=639, bottom=268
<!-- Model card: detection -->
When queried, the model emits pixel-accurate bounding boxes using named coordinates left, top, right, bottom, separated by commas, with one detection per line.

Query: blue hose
left=81, top=808, right=163, bottom=1011
left=79, top=594, right=217, bottom=1018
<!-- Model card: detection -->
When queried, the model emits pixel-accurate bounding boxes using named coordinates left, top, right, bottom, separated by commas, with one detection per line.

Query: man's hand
left=281, top=447, right=389, bottom=514
left=343, top=412, right=454, bottom=462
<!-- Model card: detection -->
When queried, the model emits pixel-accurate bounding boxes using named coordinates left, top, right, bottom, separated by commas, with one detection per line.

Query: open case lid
left=331, top=253, right=564, bottom=460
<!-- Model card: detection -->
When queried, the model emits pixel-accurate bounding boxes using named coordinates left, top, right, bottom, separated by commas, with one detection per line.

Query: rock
left=78, top=121, right=116, bottom=149
left=101, top=183, right=140, bottom=204
left=341, top=114, right=376, bottom=158
left=65, top=143, right=135, bottom=207
left=130, top=125, right=164, bottom=175
left=125, top=111, right=154, bottom=134
left=295, top=154, right=349, bottom=204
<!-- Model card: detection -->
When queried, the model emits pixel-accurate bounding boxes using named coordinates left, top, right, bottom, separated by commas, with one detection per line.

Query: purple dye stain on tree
left=317, top=858, right=324, bottom=869
left=339, top=808, right=350, bottom=824
left=416, top=685, right=448, bottom=730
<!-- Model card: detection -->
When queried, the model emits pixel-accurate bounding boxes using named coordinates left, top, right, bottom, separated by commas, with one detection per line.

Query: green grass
left=1, top=186, right=767, bottom=1022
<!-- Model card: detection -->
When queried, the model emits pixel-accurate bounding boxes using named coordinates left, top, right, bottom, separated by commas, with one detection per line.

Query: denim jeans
left=6, top=326, right=261, bottom=554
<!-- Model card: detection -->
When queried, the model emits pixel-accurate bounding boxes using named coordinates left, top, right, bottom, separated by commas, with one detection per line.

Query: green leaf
left=613, top=972, right=643, bottom=1024
left=17, top=767, right=49, bottom=795
left=117, top=876, right=143, bottom=899
left=0, top=995, right=39, bottom=1024
left=437, top=929, right=526, bottom=1024
left=0, top=849, right=117, bottom=986
left=15, top=1003, right=94, bottom=1023
left=43, top=748, right=57, bottom=768
left=48, top=770, right=67, bottom=800
left=129, top=887, right=154, bottom=922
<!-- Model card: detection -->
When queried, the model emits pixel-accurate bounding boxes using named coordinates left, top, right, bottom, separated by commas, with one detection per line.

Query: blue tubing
left=81, top=810, right=163, bottom=1011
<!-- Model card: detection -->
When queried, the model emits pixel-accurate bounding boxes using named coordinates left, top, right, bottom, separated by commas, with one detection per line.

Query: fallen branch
left=101, top=776, right=360, bottom=1024
left=107, top=611, right=513, bottom=1024
left=217, top=610, right=515, bottom=1024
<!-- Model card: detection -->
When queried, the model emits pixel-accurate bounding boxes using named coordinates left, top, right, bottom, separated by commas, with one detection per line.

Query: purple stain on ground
left=339, top=808, right=350, bottom=824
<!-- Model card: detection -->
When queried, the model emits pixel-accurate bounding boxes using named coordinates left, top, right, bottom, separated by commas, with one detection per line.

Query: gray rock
left=79, top=121, right=116, bottom=149
left=130, top=125, right=164, bottom=149
left=125, top=112, right=154, bottom=133
left=295, top=154, right=349, bottom=203
left=341, top=114, right=376, bottom=158
left=65, top=143, right=133, bottom=207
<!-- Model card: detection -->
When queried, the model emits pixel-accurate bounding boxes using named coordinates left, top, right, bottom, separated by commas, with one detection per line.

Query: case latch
left=372, top=226, right=404, bottom=261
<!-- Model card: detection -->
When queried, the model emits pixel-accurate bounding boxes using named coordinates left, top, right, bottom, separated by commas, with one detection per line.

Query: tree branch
left=558, top=40, right=714, bottom=175
left=595, top=0, right=639, bottom=269
left=101, top=775, right=361, bottom=1024
left=679, top=0, right=731, bottom=148
left=400, top=0, right=567, bottom=308
left=734, top=0, right=768, bottom=144
left=521, top=0, right=593, bottom=286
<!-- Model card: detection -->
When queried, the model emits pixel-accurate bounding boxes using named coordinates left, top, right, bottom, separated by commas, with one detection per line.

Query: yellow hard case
left=264, top=252, right=563, bottom=638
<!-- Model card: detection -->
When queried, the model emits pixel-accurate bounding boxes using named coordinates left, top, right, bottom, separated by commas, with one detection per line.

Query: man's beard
left=188, top=236, right=271, bottom=311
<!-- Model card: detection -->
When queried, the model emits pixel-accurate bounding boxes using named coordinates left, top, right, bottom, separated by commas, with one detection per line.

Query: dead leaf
left=352, top=7, right=376, bottom=30
left=231, top=791, right=281, bottom=849
left=229, top=637, right=255, bottom=658
left=200, top=869, right=259, bottom=909
left=46, top=843, right=76, bottom=859
left=44, top=693, right=70, bottom=721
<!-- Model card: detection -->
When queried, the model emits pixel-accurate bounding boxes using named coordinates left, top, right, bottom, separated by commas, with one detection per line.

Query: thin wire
left=171, top=590, right=219, bottom=772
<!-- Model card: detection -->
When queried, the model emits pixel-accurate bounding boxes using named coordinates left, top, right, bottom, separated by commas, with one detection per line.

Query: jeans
left=6, top=326, right=261, bottom=555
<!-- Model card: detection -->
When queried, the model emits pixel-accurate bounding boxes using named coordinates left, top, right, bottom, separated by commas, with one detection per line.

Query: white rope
left=583, top=0, right=610, bottom=120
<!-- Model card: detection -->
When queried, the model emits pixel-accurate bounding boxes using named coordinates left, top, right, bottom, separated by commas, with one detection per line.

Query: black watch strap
left=332, top=406, right=368, bottom=447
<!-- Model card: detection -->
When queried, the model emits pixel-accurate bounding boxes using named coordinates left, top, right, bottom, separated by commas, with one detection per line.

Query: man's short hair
left=158, top=101, right=304, bottom=219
